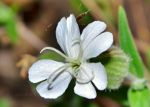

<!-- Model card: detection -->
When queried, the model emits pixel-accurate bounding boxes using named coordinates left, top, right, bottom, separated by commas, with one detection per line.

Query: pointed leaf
left=146, top=49, right=150, bottom=71
left=119, top=6, right=144, bottom=78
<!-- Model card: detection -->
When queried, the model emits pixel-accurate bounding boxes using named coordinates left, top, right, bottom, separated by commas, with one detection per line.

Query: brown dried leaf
left=16, top=54, right=37, bottom=79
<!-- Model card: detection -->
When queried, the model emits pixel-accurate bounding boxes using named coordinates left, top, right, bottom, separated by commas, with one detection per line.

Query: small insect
left=76, top=10, right=91, bottom=21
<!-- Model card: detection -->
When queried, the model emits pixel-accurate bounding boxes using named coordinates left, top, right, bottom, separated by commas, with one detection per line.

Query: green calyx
left=91, top=46, right=130, bottom=89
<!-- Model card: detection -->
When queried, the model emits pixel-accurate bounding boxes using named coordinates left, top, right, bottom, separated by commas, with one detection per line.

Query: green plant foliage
left=69, top=0, right=93, bottom=24
left=0, top=2, right=18, bottom=44
left=91, top=47, right=130, bottom=89
left=39, top=51, right=65, bottom=62
left=0, top=98, right=10, bottom=107
left=5, top=19, right=18, bottom=43
left=0, top=3, right=13, bottom=24
left=88, top=103, right=99, bottom=107
left=146, top=49, right=150, bottom=71
left=100, top=86, right=129, bottom=106
left=131, top=79, right=147, bottom=90
left=128, top=88, right=150, bottom=107
left=119, top=6, right=145, bottom=78
left=95, top=0, right=115, bottom=24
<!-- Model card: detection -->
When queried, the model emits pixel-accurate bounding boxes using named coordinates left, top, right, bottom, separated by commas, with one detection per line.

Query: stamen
left=47, top=69, right=66, bottom=90
left=47, top=64, right=70, bottom=90
left=40, top=47, right=69, bottom=59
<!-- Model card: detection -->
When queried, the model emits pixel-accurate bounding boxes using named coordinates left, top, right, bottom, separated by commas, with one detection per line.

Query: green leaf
left=146, top=49, right=150, bottom=71
left=69, top=0, right=93, bottom=24
left=119, top=6, right=145, bottom=78
left=0, top=2, right=18, bottom=44
left=39, top=51, right=65, bottom=62
left=91, top=47, right=130, bottom=89
left=0, top=98, right=10, bottom=107
left=128, top=88, right=150, bottom=107
left=0, top=2, right=13, bottom=24
left=5, top=19, right=18, bottom=44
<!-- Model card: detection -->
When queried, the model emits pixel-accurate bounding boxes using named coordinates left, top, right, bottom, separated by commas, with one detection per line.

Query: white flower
left=28, top=14, right=113, bottom=99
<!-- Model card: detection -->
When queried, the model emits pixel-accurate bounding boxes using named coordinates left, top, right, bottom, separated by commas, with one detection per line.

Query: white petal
left=66, top=14, right=80, bottom=40
left=76, top=63, right=93, bottom=83
left=36, top=72, right=72, bottom=99
left=88, top=63, right=107, bottom=90
left=66, top=14, right=80, bottom=58
left=29, top=60, right=64, bottom=83
left=81, top=21, right=106, bottom=49
left=56, top=14, right=80, bottom=58
left=56, top=17, right=68, bottom=54
left=82, top=32, right=113, bottom=60
left=74, top=82, right=96, bottom=99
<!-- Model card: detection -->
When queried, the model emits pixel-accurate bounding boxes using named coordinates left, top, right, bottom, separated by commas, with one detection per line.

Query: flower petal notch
left=28, top=14, right=114, bottom=99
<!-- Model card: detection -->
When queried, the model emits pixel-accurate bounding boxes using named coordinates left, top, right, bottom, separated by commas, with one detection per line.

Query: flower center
left=69, top=59, right=81, bottom=70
